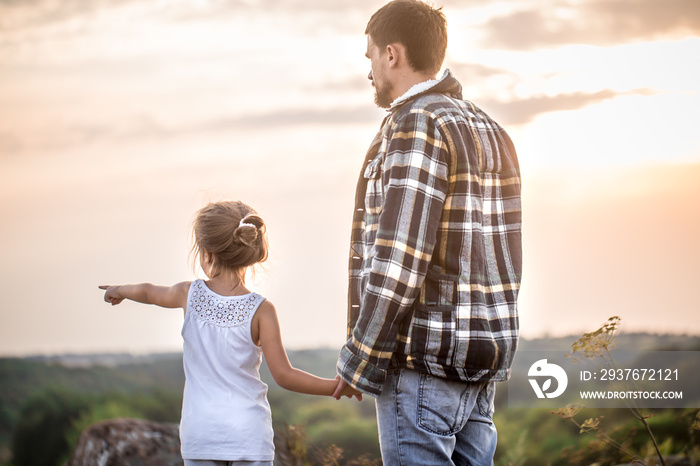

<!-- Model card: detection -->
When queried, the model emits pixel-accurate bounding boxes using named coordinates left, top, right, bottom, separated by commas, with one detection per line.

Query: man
left=333, top=1, right=522, bottom=464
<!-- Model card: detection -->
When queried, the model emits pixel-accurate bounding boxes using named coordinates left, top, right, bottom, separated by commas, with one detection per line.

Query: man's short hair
left=366, top=0, right=447, bottom=74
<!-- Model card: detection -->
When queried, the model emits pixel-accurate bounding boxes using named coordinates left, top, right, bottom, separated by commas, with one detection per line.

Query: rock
left=67, top=418, right=183, bottom=466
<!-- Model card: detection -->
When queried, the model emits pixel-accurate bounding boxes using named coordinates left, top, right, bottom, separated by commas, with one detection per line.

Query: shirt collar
left=387, top=69, right=462, bottom=111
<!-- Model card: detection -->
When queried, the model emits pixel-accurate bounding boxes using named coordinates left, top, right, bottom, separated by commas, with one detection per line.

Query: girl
left=100, top=200, right=360, bottom=466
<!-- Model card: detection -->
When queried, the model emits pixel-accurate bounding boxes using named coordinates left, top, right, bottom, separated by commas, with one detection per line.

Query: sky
left=1, top=0, right=699, bottom=356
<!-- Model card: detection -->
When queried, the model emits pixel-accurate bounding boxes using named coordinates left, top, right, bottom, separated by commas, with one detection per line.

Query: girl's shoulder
left=176, top=281, right=194, bottom=291
left=170, top=281, right=193, bottom=309
left=250, top=298, right=277, bottom=326
left=255, top=297, right=275, bottom=314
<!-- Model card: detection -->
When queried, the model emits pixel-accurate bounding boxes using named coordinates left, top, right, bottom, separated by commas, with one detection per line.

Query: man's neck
left=389, top=70, right=443, bottom=108
left=391, top=71, right=438, bottom=102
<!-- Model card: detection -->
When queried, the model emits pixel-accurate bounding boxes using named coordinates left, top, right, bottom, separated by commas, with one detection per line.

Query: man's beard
left=373, top=81, right=394, bottom=108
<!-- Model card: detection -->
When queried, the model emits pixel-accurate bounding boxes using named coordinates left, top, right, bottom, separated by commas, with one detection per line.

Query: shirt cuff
left=336, top=344, right=386, bottom=397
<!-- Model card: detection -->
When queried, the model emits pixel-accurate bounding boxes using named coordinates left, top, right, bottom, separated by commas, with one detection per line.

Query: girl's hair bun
left=233, top=214, right=263, bottom=248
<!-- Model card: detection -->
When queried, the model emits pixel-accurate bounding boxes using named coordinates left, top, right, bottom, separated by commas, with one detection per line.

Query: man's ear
left=386, top=43, right=403, bottom=68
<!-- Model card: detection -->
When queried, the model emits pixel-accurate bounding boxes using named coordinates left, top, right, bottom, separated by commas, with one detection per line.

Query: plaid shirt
left=337, top=70, right=522, bottom=396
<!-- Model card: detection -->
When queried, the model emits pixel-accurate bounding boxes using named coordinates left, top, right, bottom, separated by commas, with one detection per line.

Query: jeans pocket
left=416, top=373, right=469, bottom=436
left=477, top=382, right=496, bottom=420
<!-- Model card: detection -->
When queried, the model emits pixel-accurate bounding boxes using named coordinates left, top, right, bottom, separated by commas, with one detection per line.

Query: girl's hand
left=332, top=376, right=363, bottom=401
left=99, top=285, right=124, bottom=306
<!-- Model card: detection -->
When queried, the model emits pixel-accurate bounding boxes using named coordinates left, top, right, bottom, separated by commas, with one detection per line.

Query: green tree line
left=2, top=338, right=700, bottom=466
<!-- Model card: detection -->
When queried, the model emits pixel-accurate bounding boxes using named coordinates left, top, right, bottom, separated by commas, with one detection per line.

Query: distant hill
left=2, top=332, right=699, bottom=464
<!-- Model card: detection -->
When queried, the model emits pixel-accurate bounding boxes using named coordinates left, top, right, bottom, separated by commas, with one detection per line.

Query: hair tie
left=239, top=218, right=257, bottom=229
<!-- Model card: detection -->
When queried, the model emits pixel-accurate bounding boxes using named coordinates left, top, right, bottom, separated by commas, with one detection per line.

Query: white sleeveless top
left=180, top=279, right=274, bottom=461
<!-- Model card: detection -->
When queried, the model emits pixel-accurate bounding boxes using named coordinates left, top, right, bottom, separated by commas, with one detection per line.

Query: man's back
left=341, top=70, right=521, bottom=393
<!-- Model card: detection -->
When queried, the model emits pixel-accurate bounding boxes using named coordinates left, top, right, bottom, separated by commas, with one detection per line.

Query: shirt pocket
left=363, top=157, right=384, bottom=216
left=420, top=265, right=459, bottom=306
left=410, top=304, right=456, bottom=367
left=410, top=266, right=460, bottom=366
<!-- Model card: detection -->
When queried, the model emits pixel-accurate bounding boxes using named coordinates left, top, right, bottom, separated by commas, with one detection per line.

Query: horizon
left=6, top=329, right=700, bottom=360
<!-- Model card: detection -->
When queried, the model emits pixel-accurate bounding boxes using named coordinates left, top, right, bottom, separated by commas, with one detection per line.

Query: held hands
left=332, top=376, right=363, bottom=401
left=99, top=285, right=123, bottom=306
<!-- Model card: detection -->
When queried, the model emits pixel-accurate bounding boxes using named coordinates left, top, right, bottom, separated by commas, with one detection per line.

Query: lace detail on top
left=188, top=280, right=263, bottom=327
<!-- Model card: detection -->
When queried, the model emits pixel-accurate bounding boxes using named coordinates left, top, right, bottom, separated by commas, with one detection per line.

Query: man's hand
left=332, top=376, right=363, bottom=401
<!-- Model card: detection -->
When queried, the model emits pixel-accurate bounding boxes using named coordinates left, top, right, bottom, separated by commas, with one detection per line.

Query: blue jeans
left=184, top=461, right=272, bottom=466
left=376, top=369, right=497, bottom=466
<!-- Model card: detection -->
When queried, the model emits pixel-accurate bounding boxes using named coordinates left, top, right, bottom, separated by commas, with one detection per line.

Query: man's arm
left=337, top=109, right=450, bottom=396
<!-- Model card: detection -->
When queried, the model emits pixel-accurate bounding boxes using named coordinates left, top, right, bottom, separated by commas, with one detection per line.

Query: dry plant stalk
left=553, top=316, right=666, bottom=466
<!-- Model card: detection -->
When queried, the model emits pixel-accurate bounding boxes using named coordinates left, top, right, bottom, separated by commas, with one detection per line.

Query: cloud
left=481, top=0, right=700, bottom=50
left=448, top=62, right=516, bottom=81
left=194, top=105, right=381, bottom=129
left=2, top=87, right=655, bottom=153
left=303, top=76, right=370, bottom=93
left=252, top=0, right=372, bottom=12
left=0, top=0, right=128, bottom=32
left=0, top=106, right=382, bottom=154
left=0, top=0, right=373, bottom=33
left=479, top=88, right=655, bottom=126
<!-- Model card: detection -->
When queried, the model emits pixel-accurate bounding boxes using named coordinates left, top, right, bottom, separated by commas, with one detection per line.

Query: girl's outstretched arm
left=99, top=282, right=191, bottom=310
left=254, top=300, right=362, bottom=399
